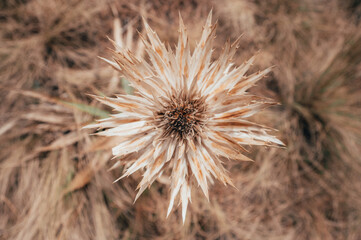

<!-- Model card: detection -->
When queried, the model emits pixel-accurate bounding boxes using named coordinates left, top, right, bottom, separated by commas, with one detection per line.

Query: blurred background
left=1, top=0, right=361, bottom=239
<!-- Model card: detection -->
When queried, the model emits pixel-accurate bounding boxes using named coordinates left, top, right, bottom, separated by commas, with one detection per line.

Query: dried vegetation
left=0, top=0, right=360, bottom=239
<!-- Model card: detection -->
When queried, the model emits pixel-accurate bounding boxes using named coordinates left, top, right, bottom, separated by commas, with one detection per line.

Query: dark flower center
left=156, top=96, right=207, bottom=139
left=165, top=104, right=196, bottom=136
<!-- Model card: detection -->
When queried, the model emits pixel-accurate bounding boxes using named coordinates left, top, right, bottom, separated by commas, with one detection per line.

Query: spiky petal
left=86, top=11, right=284, bottom=223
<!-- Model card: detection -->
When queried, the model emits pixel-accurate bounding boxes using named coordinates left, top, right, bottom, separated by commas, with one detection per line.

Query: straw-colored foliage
left=0, top=0, right=360, bottom=239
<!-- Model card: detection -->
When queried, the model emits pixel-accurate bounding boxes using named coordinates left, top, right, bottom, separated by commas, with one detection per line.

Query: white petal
left=119, top=148, right=155, bottom=179
left=181, top=182, right=191, bottom=224
left=187, top=151, right=209, bottom=200
left=112, top=131, right=154, bottom=156
left=167, top=157, right=187, bottom=217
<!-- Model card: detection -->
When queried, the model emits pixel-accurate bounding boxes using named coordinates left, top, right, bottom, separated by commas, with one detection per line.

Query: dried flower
left=86, top=12, right=284, bottom=223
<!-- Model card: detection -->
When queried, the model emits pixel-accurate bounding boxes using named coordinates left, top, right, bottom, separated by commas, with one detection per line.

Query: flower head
left=86, top=12, right=284, bottom=223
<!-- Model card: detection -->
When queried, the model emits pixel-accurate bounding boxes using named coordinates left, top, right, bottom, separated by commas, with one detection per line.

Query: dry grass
left=1, top=0, right=361, bottom=239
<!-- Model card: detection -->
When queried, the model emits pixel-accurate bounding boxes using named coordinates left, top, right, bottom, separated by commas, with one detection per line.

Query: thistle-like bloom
left=86, top=12, right=284, bottom=222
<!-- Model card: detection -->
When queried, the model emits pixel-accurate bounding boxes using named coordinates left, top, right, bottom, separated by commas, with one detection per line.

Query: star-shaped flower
left=86, top=12, right=284, bottom=223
